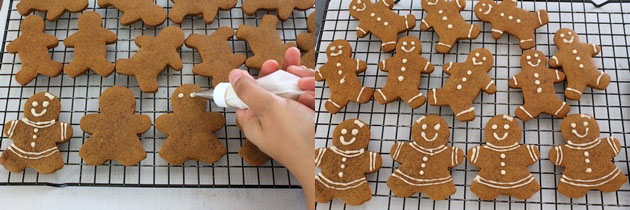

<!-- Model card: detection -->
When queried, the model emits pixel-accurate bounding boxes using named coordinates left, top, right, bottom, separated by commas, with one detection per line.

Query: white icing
left=462, top=77, right=467, bottom=82
left=340, top=136, right=356, bottom=145
left=401, top=67, right=406, bottom=72
left=376, top=89, right=387, bottom=101
left=330, top=50, right=343, bottom=57
left=410, top=141, right=446, bottom=156
left=44, top=93, right=55, bottom=100
left=456, top=107, right=474, bottom=117
left=442, top=16, right=447, bottom=21
left=357, top=27, right=367, bottom=34
left=519, top=106, right=533, bottom=118
left=401, top=46, right=416, bottom=53
left=7, top=120, right=18, bottom=137
left=22, top=118, right=55, bottom=128
left=351, top=129, right=359, bottom=135
left=392, top=143, right=404, bottom=160
left=421, top=163, right=426, bottom=168
left=339, top=76, right=346, bottom=84
left=537, top=87, right=542, bottom=93
left=534, top=73, right=539, bottom=78
left=566, top=138, right=600, bottom=150
left=402, top=59, right=407, bottom=64
left=316, top=173, right=367, bottom=190
left=472, top=57, right=483, bottom=66
left=566, top=88, right=582, bottom=95
left=537, top=10, right=543, bottom=24
left=468, top=25, right=474, bottom=38
left=381, top=41, right=396, bottom=46
left=576, top=56, right=581, bottom=61
left=338, top=70, right=342, bottom=75
left=535, top=80, right=540, bottom=85
left=421, top=131, right=438, bottom=142
left=500, top=170, right=506, bottom=175
left=330, top=146, right=364, bottom=157
left=554, top=102, right=567, bottom=115
left=426, top=0, right=439, bottom=6
left=563, top=36, right=574, bottom=44
left=457, top=85, right=462, bottom=90
left=585, top=168, right=592, bottom=173
left=467, top=70, right=472, bottom=75
left=483, top=4, right=493, bottom=15
left=491, top=29, right=503, bottom=34
left=315, top=148, right=326, bottom=166
left=338, top=172, right=343, bottom=177
left=7, top=144, right=59, bottom=160
left=493, top=132, right=508, bottom=141
left=341, top=128, right=347, bottom=134
left=354, top=119, right=365, bottom=128
left=571, top=127, right=589, bottom=138
left=391, top=170, right=454, bottom=187
left=189, top=92, right=196, bottom=98
left=526, top=145, right=538, bottom=162
left=327, top=100, right=341, bottom=108
left=31, top=142, right=36, bottom=147
left=178, top=93, right=184, bottom=98
left=560, top=168, right=622, bottom=187
left=527, top=59, right=541, bottom=67
left=474, top=175, right=535, bottom=189
left=485, top=142, right=519, bottom=152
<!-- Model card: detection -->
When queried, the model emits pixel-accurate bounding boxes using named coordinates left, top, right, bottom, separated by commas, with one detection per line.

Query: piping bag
left=193, top=70, right=305, bottom=109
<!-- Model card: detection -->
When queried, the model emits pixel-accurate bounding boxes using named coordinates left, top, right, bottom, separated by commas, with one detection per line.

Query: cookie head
left=521, top=49, right=547, bottom=68
left=484, top=115, right=522, bottom=146
left=78, top=12, right=102, bottom=29
left=22, top=15, right=45, bottom=33
left=412, top=115, right=450, bottom=148
left=474, top=0, right=496, bottom=20
left=349, top=0, right=368, bottom=17
left=172, top=84, right=205, bottom=112
left=554, top=28, right=578, bottom=48
left=24, top=92, right=61, bottom=121
left=420, top=0, right=441, bottom=10
left=561, top=114, right=600, bottom=143
left=468, top=48, right=493, bottom=70
left=327, top=40, right=351, bottom=58
left=397, top=36, right=422, bottom=54
left=99, top=86, right=136, bottom=115
left=159, top=26, right=186, bottom=48
left=332, top=119, right=370, bottom=150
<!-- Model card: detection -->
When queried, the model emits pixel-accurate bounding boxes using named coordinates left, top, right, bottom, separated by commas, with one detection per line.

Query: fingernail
left=229, top=70, right=242, bottom=83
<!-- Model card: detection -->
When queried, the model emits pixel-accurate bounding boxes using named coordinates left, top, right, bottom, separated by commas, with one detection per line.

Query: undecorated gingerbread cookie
left=349, top=0, right=416, bottom=52
left=468, top=115, right=541, bottom=200
left=315, top=40, right=374, bottom=114
left=236, top=15, right=297, bottom=69
left=169, top=0, right=237, bottom=24
left=549, top=114, right=627, bottom=198
left=98, top=0, right=166, bottom=27
left=315, top=119, right=382, bottom=205
left=428, top=48, right=496, bottom=122
left=375, top=36, right=434, bottom=108
left=420, top=0, right=481, bottom=53
left=242, top=0, right=314, bottom=21
left=79, top=86, right=152, bottom=166
left=64, top=12, right=118, bottom=78
left=550, top=28, right=610, bottom=100
left=509, top=49, right=570, bottom=121
left=17, top=0, right=88, bottom=21
left=387, top=115, right=463, bottom=200
left=297, top=13, right=316, bottom=68
left=239, top=140, right=272, bottom=166
left=1, top=92, right=72, bottom=174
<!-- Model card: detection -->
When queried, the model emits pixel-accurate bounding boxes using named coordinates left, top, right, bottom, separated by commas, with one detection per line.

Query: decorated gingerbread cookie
left=17, top=0, right=88, bottom=21
left=64, top=12, right=118, bottom=78
left=242, top=0, right=314, bottom=21
left=6, top=16, right=63, bottom=85
left=509, top=50, right=570, bottom=121
left=375, top=36, right=434, bottom=108
left=315, top=40, right=374, bottom=114
left=549, top=114, right=627, bottom=198
left=98, top=0, right=166, bottom=26
left=156, top=84, right=227, bottom=164
left=79, top=86, right=152, bottom=166
left=387, top=115, right=463, bottom=199
left=468, top=115, right=541, bottom=200
left=116, top=26, right=185, bottom=93
left=428, top=48, right=496, bottom=122
left=349, top=0, right=416, bottom=52
left=169, top=0, right=237, bottom=24
left=297, top=13, right=316, bottom=69
left=420, top=0, right=481, bottom=53
left=236, top=15, right=297, bottom=69
left=1, top=92, right=72, bottom=174
left=550, top=28, right=610, bottom=100
left=474, top=0, right=549, bottom=49
left=185, top=27, right=246, bottom=87
left=315, top=119, right=382, bottom=205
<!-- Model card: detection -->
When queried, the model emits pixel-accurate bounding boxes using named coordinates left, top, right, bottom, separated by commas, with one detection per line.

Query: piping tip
left=193, top=89, right=214, bottom=100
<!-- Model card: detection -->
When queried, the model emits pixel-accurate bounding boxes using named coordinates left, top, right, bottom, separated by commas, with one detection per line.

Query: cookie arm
left=550, top=68, right=565, bottom=83
left=356, top=59, right=367, bottom=73
left=508, top=74, right=521, bottom=88
left=549, top=54, right=562, bottom=68
left=64, top=34, right=77, bottom=47
left=366, top=151, right=383, bottom=173
left=481, top=75, right=497, bottom=94
left=3, top=120, right=18, bottom=138
left=6, top=39, right=19, bottom=53
left=590, top=43, right=601, bottom=56
left=168, top=51, right=184, bottom=70
left=379, top=58, right=390, bottom=72
left=79, top=114, right=100, bottom=134
left=604, top=137, right=622, bottom=159
left=46, top=34, right=60, bottom=47
left=420, top=58, right=435, bottom=74
left=155, top=113, right=175, bottom=135
left=134, top=36, right=153, bottom=48
left=390, top=142, right=406, bottom=163
left=442, top=62, right=460, bottom=75
left=455, top=0, right=467, bottom=10
left=524, top=144, right=540, bottom=166
left=314, top=148, right=327, bottom=167
left=419, top=18, right=432, bottom=31
left=206, top=112, right=226, bottom=131
left=105, top=29, right=118, bottom=43
left=134, top=114, right=153, bottom=135
left=450, top=147, right=464, bottom=168
left=59, top=122, right=73, bottom=143
left=501, top=0, right=518, bottom=8
left=315, top=66, right=326, bottom=81
left=467, top=146, right=481, bottom=166
left=380, top=0, right=395, bottom=8
left=548, top=145, right=564, bottom=166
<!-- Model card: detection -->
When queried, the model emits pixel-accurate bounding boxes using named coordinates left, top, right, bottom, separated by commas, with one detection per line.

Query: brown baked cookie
left=64, top=12, right=118, bottom=78
left=0, top=92, right=72, bottom=174
left=17, top=0, right=88, bottom=21
left=98, top=0, right=166, bottom=27
left=169, top=0, right=237, bottom=24
left=297, top=13, right=316, bottom=69
left=242, top=0, right=314, bottom=21
left=315, top=40, right=374, bottom=114
left=428, top=48, right=496, bottom=122
left=156, top=84, right=227, bottom=164
left=236, top=15, right=296, bottom=69
left=79, top=86, right=152, bottom=166
left=550, top=28, right=610, bottom=100
left=508, top=50, right=570, bottom=121
left=349, top=0, right=416, bottom=52
left=315, top=119, right=382, bottom=206
left=6, top=16, right=63, bottom=85
left=474, top=0, right=549, bottom=49
left=387, top=115, right=463, bottom=199
left=375, top=36, right=434, bottom=108
left=116, top=26, right=185, bottom=93
left=549, top=114, right=627, bottom=198
left=239, top=140, right=272, bottom=166
left=420, top=0, right=481, bottom=53
left=185, top=27, right=246, bottom=87
left=468, top=115, right=541, bottom=200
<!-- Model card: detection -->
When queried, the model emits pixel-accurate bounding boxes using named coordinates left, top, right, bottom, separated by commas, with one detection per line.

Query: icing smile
left=493, top=132, right=508, bottom=141
left=421, top=132, right=438, bottom=142
left=426, top=0, right=439, bottom=5
left=563, top=36, right=574, bottom=44
left=482, top=4, right=492, bottom=15
left=340, top=136, right=357, bottom=145
left=527, top=59, right=541, bottom=67
left=31, top=108, right=47, bottom=117
left=472, top=57, right=483, bottom=65
left=330, top=50, right=343, bottom=57
left=572, top=128, right=589, bottom=138
left=401, top=46, right=416, bottom=53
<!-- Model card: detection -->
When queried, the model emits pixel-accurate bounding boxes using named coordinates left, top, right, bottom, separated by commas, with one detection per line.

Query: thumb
left=229, top=70, right=281, bottom=116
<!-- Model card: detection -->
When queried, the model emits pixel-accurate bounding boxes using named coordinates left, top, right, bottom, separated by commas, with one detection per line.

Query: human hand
left=259, top=47, right=315, bottom=110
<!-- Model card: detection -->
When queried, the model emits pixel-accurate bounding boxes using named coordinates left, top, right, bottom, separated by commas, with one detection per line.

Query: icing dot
left=330, top=46, right=336, bottom=51
left=535, top=80, right=540, bottom=85
left=467, top=70, right=472, bottom=75
left=341, top=164, right=345, bottom=169
left=500, top=13, right=505, bottom=17
left=535, top=53, right=539, bottom=58
left=560, top=33, right=565, bottom=38
left=419, top=170, right=425, bottom=175
left=352, top=129, right=359, bottom=135
left=377, top=17, right=382, bottom=21
left=403, top=41, right=408, bottom=45
left=423, top=157, right=428, bottom=161
left=584, top=151, right=589, bottom=157
left=342, top=157, right=347, bottom=162
left=442, top=16, right=448, bottom=21
left=516, top=19, right=521, bottom=23
left=337, top=63, right=342, bottom=67
left=527, top=55, right=531, bottom=60
left=500, top=170, right=506, bottom=175
left=384, top=22, right=389, bottom=26
left=537, top=87, right=542, bottom=93
left=508, top=16, right=513, bottom=20
left=579, top=64, right=584, bottom=69
left=568, top=31, right=572, bottom=35
left=500, top=162, right=505, bottom=167
left=32, top=135, right=37, bottom=139
left=190, top=93, right=196, bottom=98
left=32, top=101, right=38, bottom=107
left=457, top=84, right=462, bottom=90
left=534, top=73, right=539, bottom=78
left=338, top=70, right=342, bottom=75
left=483, top=57, right=487, bottom=61
left=475, top=53, right=480, bottom=57
left=585, top=159, right=590, bottom=163
left=421, top=163, right=426, bottom=168
left=341, top=128, right=347, bottom=134
left=571, top=123, right=576, bottom=128
left=500, top=153, right=506, bottom=159
left=42, top=101, right=49, bottom=107
left=338, top=172, right=344, bottom=177
left=178, top=93, right=184, bottom=98
left=447, top=24, right=453, bottom=29
left=576, top=56, right=581, bottom=61
left=402, top=59, right=408, bottom=64
left=370, top=13, right=375, bottom=17
left=462, top=77, right=467, bottom=82
left=583, top=121, right=588, bottom=126
left=401, top=67, right=406, bottom=72
left=352, top=6, right=356, bottom=9
left=30, top=142, right=36, bottom=148
left=504, top=124, right=510, bottom=129
left=478, top=8, right=483, bottom=12
left=422, top=124, right=428, bottom=129
left=33, top=128, right=38, bottom=133
left=585, top=168, right=592, bottom=173
left=398, top=76, right=404, bottom=81
left=572, top=49, right=578, bottom=54
left=492, top=124, right=498, bottom=129
left=338, top=45, right=343, bottom=49
left=439, top=10, right=443, bottom=14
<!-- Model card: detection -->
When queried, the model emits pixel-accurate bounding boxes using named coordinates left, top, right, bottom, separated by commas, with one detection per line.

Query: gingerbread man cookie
left=549, top=114, right=627, bottom=198
left=387, top=115, right=463, bottom=200
left=1, top=92, right=72, bottom=174
left=420, top=0, right=481, bottom=53
left=349, top=0, right=416, bottom=52
left=6, top=16, right=63, bottom=85
left=315, top=40, right=374, bottom=114
left=236, top=15, right=297, bottom=69
left=428, top=48, right=496, bottom=122
left=64, top=12, right=118, bottom=78
left=169, top=0, right=237, bottom=24
left=509, top=50, right=570, bottom=121
left=236, top=120, right=272, bottom=166
left=98, top=0, right=166, bottom=26
left=17, top=0, right=88, bottom=21
left=116, top=26, right=185, bottom=93
left=79, top=86, right=152, bottom=166
left=474, top=0, right=549, bottom=49
left=297, top=13, right=316, bottom=69
left=185, top=27, right=246, bottom=87
left=375, top=36, right=434, bottom=108
left=468, top=115, right=541, bottom=200
left=242, top=0, right=314, bottom=21
left=315, top=119, right=382, bottom=205
left=550, top=28, right=610, bottom=100
left=156, top=84, right=227, bottom=164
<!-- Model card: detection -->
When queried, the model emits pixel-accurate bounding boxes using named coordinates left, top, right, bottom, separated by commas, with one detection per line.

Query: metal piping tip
left=193, top=89, right=214, bottom=100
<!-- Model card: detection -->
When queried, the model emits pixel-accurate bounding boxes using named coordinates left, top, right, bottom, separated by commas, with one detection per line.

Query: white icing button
left=442, top=16, right=447, bottom=21
left=579, top=64, right=584, bottom=69
left=31, top=142, right=36, bottom=148
left=338, top=70, right=342, bottom=75
left=33, top=135, right=37, bottom=139
left=501, top=170, right=506, bottom=175
left=500, top=162, right=505, bottom=167
left=516, top=19, right=521, bottom=23
left=33, top=128, right=38, bottom=133
left=178, top=93, right=184, bottom=98
left=537, top=87, right=542, bottom=93
left=419, top=170, right=425, bottom=175
left=467, top=70, right=472, bottom=75
left=370, top=13, right=375, bottom=17
left=584, top=151, right=589, bottom=157
left=500, top=13, right=505, bottom=16
left=535, top=80, right=540, bottom=85
left=500, top=153, right=506, bottom=159
left=341, top=164, right=345, bottom=169
left=447, top=24, right=453, bottom=29
left=337, top=63, right=342, bottom=67
left=585, top=159, right=590, bottom=163
left=585, top=168, right=592, bottom=173
left=342, top=157, right=347, bottom=162
left=377, top=17, right=381, bottom=21
left=462, top=77, right=467, bottom=82
left=508, top=16, right=513, bottom=20
left=439, top=10, right=443, bottom=14
left=421, top=163, right=426, bottom=168
left=338, top=172, right=344, bottom=177
left=576, top=56, right=581, bottom=61
left=572, top=49, right=578, bottom=54
left=398, top=76, right=404, bottom=81
left=534, top=73, right=539, bottom=78
left=457, top=85, right=462, bottom=90
left=401, top=67, right=406, bottom=72
left=384, top=22, right=389, bottom=26
left=402, top=59, right=408, bottom=64
left=423, top=157, right=428, bottom=161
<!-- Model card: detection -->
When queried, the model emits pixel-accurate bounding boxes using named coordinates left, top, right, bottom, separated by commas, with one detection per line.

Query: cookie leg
left=277, top=3, right=294, bottom=21
left=315, top=179, right=335, bottom=203
left=167, top=5, right=187, bottom=24
left=340, top=182, right=373, bottom=206
left=31, top=153, right=65, bottom=174
left=64, top=61, right=88, bottom=78
left=422, top=182, right=457, bottom=200
left=597, top=172, right=627, bottom=193
left=15, top=65, right=39, bottom=85
left=15, top=0, right=38, bottom=15
left=506, top=179, right=540, bottom=200
left=427, top=88, right=447, bottom=106
left=518, top=33, right=536, bottom=50
left=0, top=151, right=27, bottom=173
left=387, top=175, right=417, bottom=197
left=353, top=86, right=374, bottom=103
left=201, top=7, right=219, bottom=24
left=452, top=104, right=476, bottom=122
left=238, top=140, right=271, bottom=166
left=136, top=75, right=159, bottom=93
left=590, top=71, right=611, bottom=90
left=381, top=37, right=398, bottom=52
left=325, top=95, right=348, bottom=114
left=158, top=139, right=189, bottom=165
left=193, top=137, right=227, bottom=164
left=565, top=78, right=586, bottom=100
left=115, top=140, right=147, bottom=166
left=38, top=61, right=64, bottom=77
left=470, top=181, right=501, bottom=200
left=515, top=104, right=540, bottom=122
left=401, top=90, right=426, bottom=109
left=548, top=100, right=570, bottom=118
left=557, top=181, right=589, bottom=198
left=373, top=87, right=397, bottom=105
left=120, top=12, right=141, bottom=26
left=91, top=58, right=116, bottom=77
left=435, top=36, right=456, bottom=54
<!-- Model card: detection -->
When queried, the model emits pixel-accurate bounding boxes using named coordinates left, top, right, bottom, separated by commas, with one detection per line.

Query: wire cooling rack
left=0, top=0, right=312, bottom=188
left=315, top=0, right=630, bottom=209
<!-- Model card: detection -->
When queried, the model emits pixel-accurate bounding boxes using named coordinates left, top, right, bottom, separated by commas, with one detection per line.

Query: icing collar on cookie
left=566, top=138, right=600, bottom=150
left=330, top=146, right=365, bottom=157
left=22, top=118, right=56, bottom=128
left=484, top=142, right=519, bottom=152
left=410, top=141, right=446, bottom=156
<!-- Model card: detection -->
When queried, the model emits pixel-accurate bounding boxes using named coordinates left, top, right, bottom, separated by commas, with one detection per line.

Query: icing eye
left=352, top=6, right=356, bottom=9
left=341, top=129, right=347, bottom=134
left=434, top=124, right=441, bottom=131
left=411, top=41, right=416, bottom=45
left=422, top=124, right=427, bottom=129
left=475, top=53, right=480, bottom=57
left=534, top=53, right=539, bottom=58
left=352, top=129, right=359, bottom=135
left=42, top=101, right=49, bottom=107
left=560, top=33, right=565, bottom=38
left=330, top=46, right=336, bottom=51
left=583, top=121, right=588, bottom=126
left=526, top=55, right=531, bottom=60
left=338, top=45, right=343, bottom=49
left=568, top=31, right=572, bottom=35
left=482, top=57, right=487, bottom=61
left=357, top=0, right=361, bottom=3
left=482, top=3, right=486, bottom=6
left=178, top=93, right=184, bottom=98
left=504, top=124, right=510, bottom=129
left=570, top=123, right=576, bottom=128
left=491, top=124, right=498, bottom=130
left=403, top=41, right=408, bottom=46
left=189, top=93, right=196, bottom=98
left=32, top=101, right=38, bottom=107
